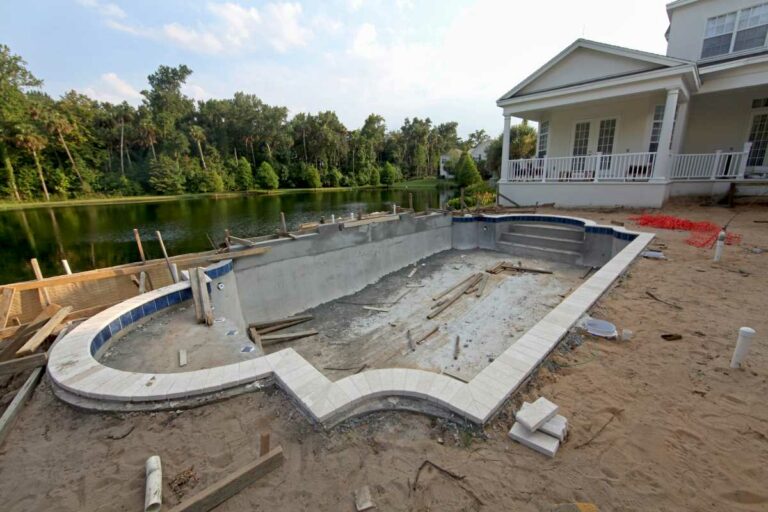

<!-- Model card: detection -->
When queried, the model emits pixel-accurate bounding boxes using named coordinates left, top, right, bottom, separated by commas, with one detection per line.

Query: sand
left=0, top=200, right=767, bottom=511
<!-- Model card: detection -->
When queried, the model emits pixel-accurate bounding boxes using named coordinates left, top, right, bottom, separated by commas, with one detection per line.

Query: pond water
left=0, top=188, right=448, bottom=285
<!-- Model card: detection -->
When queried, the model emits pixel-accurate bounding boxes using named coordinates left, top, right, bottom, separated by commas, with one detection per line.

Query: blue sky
left=1, top=0, right=671, bottom=136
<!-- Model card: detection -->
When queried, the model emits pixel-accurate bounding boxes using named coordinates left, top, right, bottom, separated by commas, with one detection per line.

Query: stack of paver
left=508, top=397, right=568, bottom=457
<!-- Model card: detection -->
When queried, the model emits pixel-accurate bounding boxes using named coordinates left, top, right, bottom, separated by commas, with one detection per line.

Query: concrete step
left=508, top=223, right=585, bottom=241
left=496, top=241, right=582, bottom=265
left=500, top=232, right=584, bottom=252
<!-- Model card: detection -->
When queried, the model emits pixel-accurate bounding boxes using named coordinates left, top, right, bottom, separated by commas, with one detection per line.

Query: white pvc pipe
left=730, top=327, right=756, bottom=368
left=392, top=203, right=397, bottom=215
left=331, top=214, right=335, bottom=223
left=144, top=455, right=162, bottom=512
left=714, top=230, right=726, bottom=262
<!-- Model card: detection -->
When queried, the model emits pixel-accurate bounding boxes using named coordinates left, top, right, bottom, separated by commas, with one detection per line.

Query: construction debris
left=178, top=350, right=188, bottom=367
left=516, top=397, right=559, bottom=431
left=260, top=330, right=319, bottom=346
left=509, top=397, right=567, bottom=458
left=250, top=315, right=313, bottom=333
left=0, top=367, right=44, bottom=448
left=487, top=261, right=552, bottom=275
left=362, top=306, right=391, bottom=313
left=353, top=485, right=375, bottom=511
left=145, top=455, right=163, bottom=512
left=427, top=274, right=482, bottom=319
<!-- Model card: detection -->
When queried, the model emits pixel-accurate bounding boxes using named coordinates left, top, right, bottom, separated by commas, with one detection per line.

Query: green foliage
left=229, top=157, right=254, bottom=190
left=447, top=182, right=495, bottom=209
left=453, top=152, right=482, bottom=188
left=302, top=164, right=322, bottom=189
left=379, top=162, right=402, bottom=186
left=255, top=161, right=279, bottom=190
left=149, top=155, right=185, bottom=195
left=321, top=166, right=343, bottom=187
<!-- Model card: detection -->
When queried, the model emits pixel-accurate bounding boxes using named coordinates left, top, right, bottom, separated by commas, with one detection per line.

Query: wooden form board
left=0, top=352, right=47, bottom=377
left=168, top=446, right=284, bottom=512
left=0, top=367, right=43, bottom=448
left=0, top=288, right=15, bottom=329
left=196, top=268, right=214, bottom=326
left=0, top=304, right=61, bottom=361
left=16, top=306, right=73, bottom=357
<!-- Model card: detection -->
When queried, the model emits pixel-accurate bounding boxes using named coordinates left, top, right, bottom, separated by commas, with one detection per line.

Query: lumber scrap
left=260, top=330, right=319, bottom=346
left=486, top=261, right=505, bottom=274
left=501, top=263, right=552, bottom=274
left=453, top=335, right=460, bottom=360
left=363, top=306, right=390, bottom=313
left=249, top=315, right=313, bottom=332
left=432, top=274, right=477, bottom=302
left=256, top=318, right=311, bottom=335
left=0, top=304, right=61, bottom=361
left=415, top=325, right=439, bottom=345
left=0, top=287, right=15, bottom=329
left=427, top=274, right=481, bottom=320
left=0, top=367, right=43, bottom=448
left=168, top=446, right=284, bottom=512
left=228, top=235, right=256, bottom=247
left=16, top=306, right=73, bottom=357
left=475, top=274, right=489, bottom=297
left=156, top=231, right=179, bottom=283
left=196, top=268, right=214, bottom=326
left=0, top=352, right=47, bottom=377
left=248, top=328, right=263, bottom=352
left=133, top=228, right=146, bottom=263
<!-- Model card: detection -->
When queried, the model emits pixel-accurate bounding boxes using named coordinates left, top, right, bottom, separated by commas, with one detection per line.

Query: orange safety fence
left=629, top=214, right=742, bottom=248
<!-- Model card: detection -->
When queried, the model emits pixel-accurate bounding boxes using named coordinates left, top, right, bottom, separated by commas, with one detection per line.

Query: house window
left=735, top=3, right=768, bottom=52
left=702, top=12, right=737, bottom=58
left=597, top=119, right=616, bottom=169
left=537, top=121, right=549, bottom=158
left=753, top=97, right=768, bottom=108
left=747, top=113, right=768, bottom=166
left=648, top=105, right=665, bottom=152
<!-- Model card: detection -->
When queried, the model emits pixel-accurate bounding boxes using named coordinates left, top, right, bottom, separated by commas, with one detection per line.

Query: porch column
left=652, top=88, right=680, bottom=181
left=671, top=99, right=688, bottom=155
left=500, top=114, right=511, bottom=181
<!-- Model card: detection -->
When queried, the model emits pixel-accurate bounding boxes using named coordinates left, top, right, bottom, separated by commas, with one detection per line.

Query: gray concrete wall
left=234, top=213, right=453, bottom=322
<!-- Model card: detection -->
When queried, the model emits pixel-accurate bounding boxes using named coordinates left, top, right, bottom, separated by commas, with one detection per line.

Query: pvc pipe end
left=739, top=327, right=756, bottom=336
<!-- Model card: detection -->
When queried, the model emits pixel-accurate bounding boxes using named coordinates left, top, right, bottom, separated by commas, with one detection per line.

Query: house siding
left=667, top=0, right=768, bottom=62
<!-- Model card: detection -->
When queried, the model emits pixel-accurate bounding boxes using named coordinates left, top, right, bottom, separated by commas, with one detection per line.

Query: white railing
left=506, top=152, right=656, bottom=182
left=671, top=151, right=745, bottom=180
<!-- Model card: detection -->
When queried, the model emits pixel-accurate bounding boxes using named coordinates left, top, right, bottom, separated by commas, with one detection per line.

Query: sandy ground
left=1, top=200, right=767, bottom=511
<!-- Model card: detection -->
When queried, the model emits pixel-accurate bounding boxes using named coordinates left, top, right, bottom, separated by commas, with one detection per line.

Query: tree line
left=1, top=44, right=535, bottom=202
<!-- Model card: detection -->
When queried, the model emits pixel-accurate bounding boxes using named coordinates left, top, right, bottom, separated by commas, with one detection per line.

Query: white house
left=497, top=0, right=768, bottom=207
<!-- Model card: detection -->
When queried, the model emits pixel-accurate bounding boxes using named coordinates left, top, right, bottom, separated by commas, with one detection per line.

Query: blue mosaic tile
left=108, top=319, right=121, bottom=337
left=142, top=300, right=157, bottom=316
left=130, top=307, right=143, bottom=323
left=179, top=289, right=191, bottom=301
left=157, top=294, right=170, bottom=309
left=120, top=312, right=133, bottom=328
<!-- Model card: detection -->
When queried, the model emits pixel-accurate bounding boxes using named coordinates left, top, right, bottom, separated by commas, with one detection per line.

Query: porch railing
left=670, top=151, right=745, bottom=180
left=506, top=152, right=656, bottom=182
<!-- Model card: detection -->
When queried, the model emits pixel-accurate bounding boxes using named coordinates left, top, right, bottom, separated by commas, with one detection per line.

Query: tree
left=14, top=127, right=49, bottom=200
left=149, top=155, right=185, bottom=194
left=189, top=125, right=207, bottom=169
left=380, top=162, right=402, bottom=186
left=228, top=157, right=253, bottom=190
left=255, top=161, right=279, bottom=189
left=0, top=44, right=42, bottom=200
left=454, top=152, right=482, bottom=188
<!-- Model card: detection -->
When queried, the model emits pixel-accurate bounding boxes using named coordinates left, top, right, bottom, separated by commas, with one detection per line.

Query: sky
left=0, top=0, right=672, bottom=137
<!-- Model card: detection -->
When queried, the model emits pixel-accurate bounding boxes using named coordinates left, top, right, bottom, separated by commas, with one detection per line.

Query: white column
left=652, top=88, right=680, bottom=181
left=671, top=99, right=688, bottom=155
left=501, top=114, right=511, bottom=181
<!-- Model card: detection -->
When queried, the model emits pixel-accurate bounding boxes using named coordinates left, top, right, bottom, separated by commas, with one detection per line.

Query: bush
left=447, top=181, right=495, bottom=209
left=453, top=152, right=482, bottom=188
left=228, top=157, right=254, bottom=190
left=302, top=164, right=322, bottom=188
left=255, top=161, right=279, bottom=189
left=321, top=167, right=343, bottom=187
left=149, top=156, right=185, bottom=195
left=380, top=162, right=403, bottom=186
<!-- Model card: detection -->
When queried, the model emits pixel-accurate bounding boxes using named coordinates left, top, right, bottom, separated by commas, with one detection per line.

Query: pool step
left=496, top=241, right=582, bottom=265
left=507, top=222, right=585, bottom=241
left=499, top=232, right=584, bottom=252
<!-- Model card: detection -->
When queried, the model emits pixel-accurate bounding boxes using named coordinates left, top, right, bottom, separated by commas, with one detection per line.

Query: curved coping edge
left=47, top=222, right=655, bottom=426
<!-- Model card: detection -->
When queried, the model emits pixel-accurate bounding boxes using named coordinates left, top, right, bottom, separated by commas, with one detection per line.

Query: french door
left=747, top=112, right=768, bottom=170
left=571, top=119, right=617, bottom=174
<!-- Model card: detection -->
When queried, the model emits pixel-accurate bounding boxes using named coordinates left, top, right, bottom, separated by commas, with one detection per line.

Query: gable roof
left=498, top=39, right=692, bottom=102
left=666, top=0, right=701, bottom=15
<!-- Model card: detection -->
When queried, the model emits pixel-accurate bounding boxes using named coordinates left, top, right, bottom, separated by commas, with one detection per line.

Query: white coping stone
left=518, top=402, right=568, bottom=441
left=508, top=422, right=560, bottom=458
left=516, top=397, right=559, bottom=432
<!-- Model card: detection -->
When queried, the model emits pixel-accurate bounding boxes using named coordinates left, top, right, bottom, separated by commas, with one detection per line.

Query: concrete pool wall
left=46, top=212, right=653, bottom=426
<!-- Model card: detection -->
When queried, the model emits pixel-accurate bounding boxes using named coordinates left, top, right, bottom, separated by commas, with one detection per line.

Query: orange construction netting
left=630, top=214, right=742, bottom=248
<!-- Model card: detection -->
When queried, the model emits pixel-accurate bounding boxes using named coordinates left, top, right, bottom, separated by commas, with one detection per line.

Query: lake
left=0, top=188, right=449, bottom=285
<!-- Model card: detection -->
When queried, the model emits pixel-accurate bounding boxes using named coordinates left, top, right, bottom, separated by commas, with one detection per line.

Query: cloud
left=312, top=14, right=343, bottom=35
left=346, top=0, right=364, bottom=12
left=182, top=83, right=210, bottom=102
left=83, top=72, right=141, bottom=104
left=76, top=0, right=125, bottom=19
left=90, top=1, right=310, bottom=54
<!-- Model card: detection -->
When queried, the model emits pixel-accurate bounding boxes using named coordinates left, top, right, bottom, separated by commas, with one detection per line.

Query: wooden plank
left=188, top=268, right=203, bottom=323
left=432, top=274, right=477, bottom=302
left=475, top=273, right=489, bottom=297
left=453, top=335, right=460, bottom=360
left=0, top=288, right=15, bottom=329
left=30, top=258, right=51, bottom=307
left=197, top=268, right=214, bottom=326
left=0, top=352, right=47, bottom=377
left=228, top=235, right=256, bottom=247
left=249, top=315, right=313, bottom=331
left=248, top=327, right=263, bottom=352
left=133, top=228, right=146, bottom=263
left=0, top=367, right=43, bottom=448
left=259, top=432, right=270, bottom=457
left=362, top=306, right=391, bottom=313
left=415, top=325, right=439, bottom=345
left=256, top=317, right=312, bottom=335
left=61, top=259, right=73, bottom=275
left=0, top=304, right=61, bottom=361
left=168, top=446, right=284, bottom=512
left=260, top=330, right=318, bottom=346
left=16, top=306, right=73, bottom=357
left=427, top=274, right=481, bottom=320
left=501, top=264, right=552, bottom=274
left=156, top=231, right=179, bottom=283
left=207, top=246, right=271, bottom=262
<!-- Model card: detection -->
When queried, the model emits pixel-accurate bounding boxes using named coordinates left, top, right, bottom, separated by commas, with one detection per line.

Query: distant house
left=469, top=140, right=491, bottom=163
left=439, top=142, right=490, bottom=178
left=497, top=0, right=768, bottom=207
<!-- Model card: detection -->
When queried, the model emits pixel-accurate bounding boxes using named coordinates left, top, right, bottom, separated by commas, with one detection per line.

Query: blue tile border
left=89, top=259, right=235, bottom=356
left=452, top=214, right=638, bottom=241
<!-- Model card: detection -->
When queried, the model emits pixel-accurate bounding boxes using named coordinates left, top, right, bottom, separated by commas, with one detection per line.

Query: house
left=469, top=140, right=492, bottom=163
left=497, top=0, right=768, bottom=207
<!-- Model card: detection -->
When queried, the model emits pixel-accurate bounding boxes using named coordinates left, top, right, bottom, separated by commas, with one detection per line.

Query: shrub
left=255, top=161, right=279, bottom=190
left=454, top=152, right=482, bottom=188
left=149, top=156, right=185, bottom=195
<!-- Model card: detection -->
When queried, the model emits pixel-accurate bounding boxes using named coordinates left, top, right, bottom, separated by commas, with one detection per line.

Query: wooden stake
left=453, top=335, right=460, bottom=360
left=61, top=259, right=72, bottom=275
left=167, top=446, right=284, bottom=512
left=138, top=271, right=147, bottom=294
left=156, top=231, right=178, bottom=283
left=188, top=269, right=204, bottom=322
left=0, top=367, right=43, bottom=448
left=280, top=212, right=288, bottom=233
left=406, top=329, right=415, bottom=351
left=259, top=432, right=271, bottom=457
left=0, top=288, right=15, bottom=329
left=133, top=228, right=146, bottom=263
left=260, top=330, right=318, bottom=346
left=409, top=193, right=414, bottom=211
left=29, top=258, right=51, bottom=307
left=224, top=229, right=232, bottom=249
